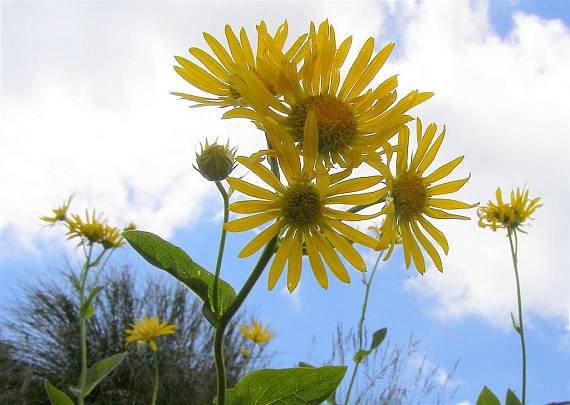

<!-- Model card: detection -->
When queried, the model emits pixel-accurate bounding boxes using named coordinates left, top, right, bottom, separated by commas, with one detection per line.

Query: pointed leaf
left=227, top=366, right=347, bottom=404
left=505, top=389, right=521, bottom=405
left=476, top=386, right=501, bottom=405
left=81, top=352, right=127, bottom=396
left=123, top=230, right=236, bottom=312
left=45, top=381, right=75, bottom=405
left=370, top=327, right=387, bottom=351
left=79, top=285, right=106, bottom=318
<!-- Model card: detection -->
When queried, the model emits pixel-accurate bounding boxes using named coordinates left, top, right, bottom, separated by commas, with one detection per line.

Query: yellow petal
left=304, top=231, right=328, bottom=289
left=417, top=128, right=446, bottom=174
left=424, top=207, right=471, bottom=221
left=338, top=37, right=374, bottom=100
left=428, top=176, right=470, bottom=196
left=227, top=177, right=277, bottom=200
left=302, top=110, right=318, bottom=179
left=236, top=157, right=286, bottom=193
left=326, top=218, right=378, bottom=249
left=400, top=221, right=425, bottom=274
left=287, top=231, right=303, bottom=292
left=314, top=231, right=350, bottom=283
left=239, top=219, right=284, bottom=258
left=423, top=156, right=464, bottom=185
left=325, top=188, right=387, bottom=206
left=203, top=32, right=235, bottom=71
left=321, top=226, right=366, bottom=272
left=323, top=208, right=380, bottom=222
left=410, top=220, right=443, bottom=272
left=428, top=198, right=478, bottom=210
left=417, top=216, right=449, bottom=254
left=149, top=340, right=158, bottom=352
left=230, top=200, right=279, bottom=214
left=188, top=47, right=230, bottom=80
left=268, top=232, right=293, bottom=290
left=224, top=213, right=275, bottom=232
left=326, top=176, right=382, bottom=196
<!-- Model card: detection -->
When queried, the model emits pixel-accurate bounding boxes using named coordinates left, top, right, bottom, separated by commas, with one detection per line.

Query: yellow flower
left=225, top=20, right=433, bottom=168
left=66, top=209, right=125, bottom=248
left=124, top=316, right=176, bottom=352
left=224, top=112, right=383, bottom=292
left=373, top=119, right=478, bottom=274
left=40, top=196, right=73, bottom=225
left=239, top=320, right=275, bottom=345
left=478, top=187, right=541, bottom=232
left=172, top=20, right=307, bottom=107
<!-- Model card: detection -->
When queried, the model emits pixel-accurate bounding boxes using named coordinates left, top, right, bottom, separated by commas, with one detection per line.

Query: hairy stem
left=213, top=181, right=230, bottom=317
left=347, top=196, right=386, bottom=214
left=344, top=252, right=383, bottom=405
left=508, top=229, right=526, bottom=405
left=214, top=237, right=278, bottom=405
left=151, top=350, right=159, bottom=405
left=78, top=242, right=93, bottom=405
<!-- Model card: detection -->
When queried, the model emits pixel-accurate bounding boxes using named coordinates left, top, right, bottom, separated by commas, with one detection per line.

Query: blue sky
left=1, top=0, right=569, bottom=403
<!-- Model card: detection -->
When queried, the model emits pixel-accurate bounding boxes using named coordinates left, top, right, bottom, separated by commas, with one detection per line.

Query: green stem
left=151, top=350, right=159, bottom=405
left=213, top=181, right=230, bottom=317
left=78, top=242, right=93, bottom=405
left=347, top=196, right=386, bottom=214
left=508, top=229, right=526, bottom=405
left=214, top=236, right=278, bottom=405
left=344, top=252, right=382, bottom=405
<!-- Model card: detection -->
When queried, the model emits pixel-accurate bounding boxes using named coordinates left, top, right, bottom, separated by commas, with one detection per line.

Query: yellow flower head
left=172, top=20, right=307, bottom=107
left=224, top=112, right=384, bottom=292
left=239, top=320, right=275, bottom=345
left=40, top=196, right=73, bottom=225
left=66, top=209, right=125, bottom=249
left=124, top=316, right=176, bottom=352
left=373, top=119, right=478, bottom=274
left=478, top=187, right=541, bottom=232
left=225, top=20, right=433, bottom=168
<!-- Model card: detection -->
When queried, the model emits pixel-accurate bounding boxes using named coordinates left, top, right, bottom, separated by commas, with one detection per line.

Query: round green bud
left=194, top=139, right=236, bottom=182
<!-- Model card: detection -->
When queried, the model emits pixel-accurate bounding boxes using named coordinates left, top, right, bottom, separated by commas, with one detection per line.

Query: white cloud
left=382, top=0, right=569, bottom=327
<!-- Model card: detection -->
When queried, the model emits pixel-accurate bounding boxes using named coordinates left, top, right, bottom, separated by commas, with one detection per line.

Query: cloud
left=381, top=0, right=569, bottom=327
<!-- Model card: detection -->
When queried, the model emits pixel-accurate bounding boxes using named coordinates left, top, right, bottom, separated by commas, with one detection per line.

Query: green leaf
left=45, top=381, right=75, bottom=405
left=298, top=361, right=315, bottom=368
left=207, top=275, right=236, bottom=317
left=81, top=352, right=127, bottom=397
left=476, top=386, right=501, bottom=405
left=227, top=366, right=347, bottom=405
left=353, top=327, right=388, bottom=363
left=505, top=389, right=521, bottom=405
left=79, top=285, right=106, bottom=319
left=122, top=230, right=236, bottom=313
left=370, top=328, right=387, bottom=351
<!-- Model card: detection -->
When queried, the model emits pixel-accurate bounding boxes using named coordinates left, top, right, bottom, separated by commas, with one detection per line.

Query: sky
left=1, top=0, right=569, bottom=403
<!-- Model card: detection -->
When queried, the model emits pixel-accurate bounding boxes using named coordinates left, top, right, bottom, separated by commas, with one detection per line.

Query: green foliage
left=81, top=352, right=127, bottom=396
left=505, top=389, right=521, bottom=405
left=45, top=381, right=75, bottom=405
left=3, top=267, right=266, bottom=404
left=225, top=366, right=347, bottom=405
left=476, top=386, right=501, bottom=405
left=353, top=327, right=387, bottom=363
left=123, top=230, right=236, bottom=319
left=79, top=285, right=106, bottom=319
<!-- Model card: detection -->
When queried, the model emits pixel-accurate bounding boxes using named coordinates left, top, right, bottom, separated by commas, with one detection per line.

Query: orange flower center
left=281, top=183, right=322, bottom=228
left=288, top=95, right=356, bottom=157
left=392, top=173, right=428, bottom=219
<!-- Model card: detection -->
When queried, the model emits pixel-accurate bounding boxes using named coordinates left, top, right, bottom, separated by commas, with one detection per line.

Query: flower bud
left=194, top=139, right=236, bottom=181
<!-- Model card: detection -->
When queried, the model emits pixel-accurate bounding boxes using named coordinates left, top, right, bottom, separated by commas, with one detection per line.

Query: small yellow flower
left=40, top=196, right=73, bottom=225
left=373, top=119, right=478, bottom=273
left=239, top=320, right=275, bottom=345
left=66, top=209, right=107, bottom=245
left=124, top=316, right=176, bottom=352
left=224, top=112, right=383, bottom=292
left=478, top=187, right=541, bottom=232
left=101, top=224, right=125, bottom=249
